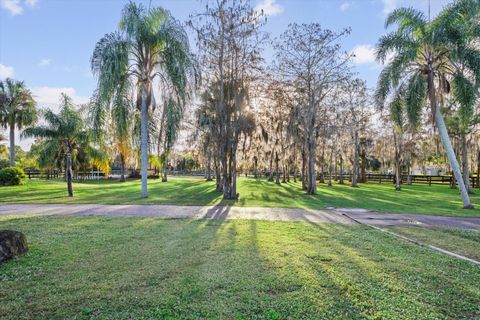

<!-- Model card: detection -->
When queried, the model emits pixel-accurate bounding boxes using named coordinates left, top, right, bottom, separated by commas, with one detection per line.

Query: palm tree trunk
left=461, top=134, right=473, bottom=194
left=140, top=84, right=149, bottom=198
left=66, top=152, right=73, bottom=197
left=434, top=107, right=473, bottom=208
left=9, top=125, right=15, bottom=167
left=393, top=129, right=402, bottom=191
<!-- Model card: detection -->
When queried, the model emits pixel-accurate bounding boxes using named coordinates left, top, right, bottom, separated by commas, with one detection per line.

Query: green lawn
left=1, top=177, right=480, bottom=216
left=1, top=215, right=479, bottom=319
left=387, top=226, right=480, bottom=261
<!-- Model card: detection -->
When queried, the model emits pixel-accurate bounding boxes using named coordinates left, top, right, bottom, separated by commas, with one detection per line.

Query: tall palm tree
left=23, top=94, right=104, bottom=197
left=91, top=1, right=195, bottom=198
left=375, top=1, right=480, bottom=209
left=0, top=78, right=37, bottom=166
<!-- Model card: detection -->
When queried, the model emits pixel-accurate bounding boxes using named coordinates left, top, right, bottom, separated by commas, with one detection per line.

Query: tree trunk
left=477, top=150, right=480, bottom=189
left=215, top=157, right=222, bottom=192
left=339, top=155, right=344, bottom=185
left=140, top=84, right=149, bottom=198
left=395, top=161, right=402, bottom=191
left=275, top=152, right=280, bottom=185
left=253, top=156, right=258, bottom=178
left=162, top=167, right=168, bottom=182
left=66, top=152, right=73, bottom=197
left=461, top=134, right=473, bottom=194
left=434, top=105, right=473, bottom=208
left=359, top=144, right=366, bottom=183
left=393, top=130, right=402, bottom=191
left=328, top=147, right=334, bottom=187
left=230, top=148, right=237, bottom=199
left=406, top=163, right=412, bottom=185
left=9, top=125, right=15, bottom=167
left=206, top=153, right=212, bottom=181
left=162, top=154, right=168, bottom=182
left=293, top=163, right=297, bottom=183
left=120, top=154, right=126, bottom=182
left=268, top=151, right=274, bottom=181
left=301, top=148, right=307, bottom=190
left=306, top=135, right=317, bottom=195
left=351, top=131, right=359, bottom=187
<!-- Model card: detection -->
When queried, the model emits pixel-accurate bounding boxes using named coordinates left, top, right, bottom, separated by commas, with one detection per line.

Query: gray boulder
left=0, top=230, right=28, bottom=263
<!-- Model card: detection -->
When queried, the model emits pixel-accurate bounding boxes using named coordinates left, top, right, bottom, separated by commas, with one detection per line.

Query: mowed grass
left=387, top=226, right=480, bottom=261
left=1, top=177, right=480, bottom=216
left=1, top=215, right=479, bottom=319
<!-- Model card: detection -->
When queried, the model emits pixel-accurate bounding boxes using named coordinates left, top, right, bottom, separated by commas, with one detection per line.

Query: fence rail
left=328, top=173, right=479, bottom=187
left=23, top=169, right=480, bottom=188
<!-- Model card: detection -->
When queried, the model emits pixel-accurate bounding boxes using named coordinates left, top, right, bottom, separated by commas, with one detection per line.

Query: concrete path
left=1, top=204, right=480, bottom=230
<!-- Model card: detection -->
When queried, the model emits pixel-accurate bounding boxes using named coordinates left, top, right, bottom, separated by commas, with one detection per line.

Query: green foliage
left=22, top=94, right=107, bottom=173
left=90, top=1, right=196, bottom=144
left=375, top=0, right=480, bottom=131
left=0, top=166, right=26, bottom=186
left=0, top=159, right=9, bottom=169
left=175, top=154, right=198, bottom=171
left=0, top=78, right=38, bottom=130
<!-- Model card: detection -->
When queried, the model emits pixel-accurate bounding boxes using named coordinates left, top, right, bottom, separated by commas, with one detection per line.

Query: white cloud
left=350, top=44, right=376, bottom=65
left=25, top=0, right=37, bottom=8
left=38, top=58, right=51, bottom=67
left=32, top=86, right=89, bottom=109
left=0, top=64, right=14, bottom=80
left=0, top=0, right=23, bottom=15
left=340, top=2, right=351, bottom=11
left=0, top=0, right=38, bottom=15
left=255, top=0, right=283, bottom=16
left=382, top=0, right=398, bottom=15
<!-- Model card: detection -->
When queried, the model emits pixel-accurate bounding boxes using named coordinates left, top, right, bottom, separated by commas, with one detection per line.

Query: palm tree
left=0, top=78, right=37, bottom=167
left=91, top=1, right=195, bottom=198
left=90, top=88, right=134, bottom=182
left=375, top=1, right=480, bottom=209
left=23, top=94, right=103, bottom=197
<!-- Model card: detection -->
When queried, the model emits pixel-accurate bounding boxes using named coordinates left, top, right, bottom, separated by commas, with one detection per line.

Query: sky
left=0, top=0, right=452, bottom=149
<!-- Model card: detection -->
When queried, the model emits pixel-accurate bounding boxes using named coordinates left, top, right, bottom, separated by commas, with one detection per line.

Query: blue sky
left=0, top=0, right=452, bottom=148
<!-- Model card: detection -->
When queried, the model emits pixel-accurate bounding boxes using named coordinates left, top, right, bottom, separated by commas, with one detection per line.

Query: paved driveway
left=1, top=204, right=479, bottom=230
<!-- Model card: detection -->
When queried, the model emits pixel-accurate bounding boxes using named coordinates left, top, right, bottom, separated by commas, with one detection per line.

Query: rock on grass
left=0, top=230, right=28, bottom=263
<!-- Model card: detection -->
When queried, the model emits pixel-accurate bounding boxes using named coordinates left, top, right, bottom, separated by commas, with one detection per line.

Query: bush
left=0, top=159, right=9, bottom=169
left=0, top=167, right=26, bottom=186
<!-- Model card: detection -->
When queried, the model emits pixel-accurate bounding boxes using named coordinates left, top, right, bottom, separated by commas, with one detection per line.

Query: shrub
left=0, top=159, right=9, bottom=169
left=0, top=167, right=26, bottom=186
